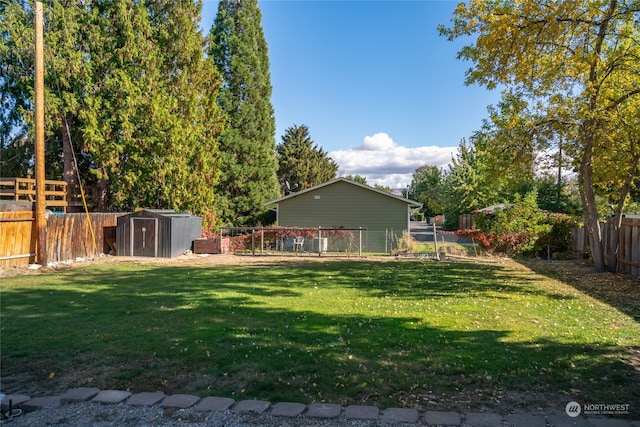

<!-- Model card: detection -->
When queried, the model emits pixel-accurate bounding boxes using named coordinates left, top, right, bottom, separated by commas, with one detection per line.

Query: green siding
left=276, top=181, right=410, bottom=252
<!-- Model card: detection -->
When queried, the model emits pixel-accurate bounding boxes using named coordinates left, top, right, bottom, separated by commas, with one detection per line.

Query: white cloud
left=329, top=133, right=456, bottom=189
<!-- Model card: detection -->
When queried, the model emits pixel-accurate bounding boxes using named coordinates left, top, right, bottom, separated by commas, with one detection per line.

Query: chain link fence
left=220, top=227, right=405, bottom=256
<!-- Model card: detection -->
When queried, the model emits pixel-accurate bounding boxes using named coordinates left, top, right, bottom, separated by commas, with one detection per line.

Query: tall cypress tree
left=208, top=0, right=279, bottom=226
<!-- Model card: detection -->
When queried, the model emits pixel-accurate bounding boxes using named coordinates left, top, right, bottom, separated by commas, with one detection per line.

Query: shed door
left=131, top=218, right=158, bottom=257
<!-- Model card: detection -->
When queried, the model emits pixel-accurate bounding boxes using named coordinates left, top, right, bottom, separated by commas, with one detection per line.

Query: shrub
left=393, top=230, right=416, bottom=255
left=458, top=192, right=576, bottom=257
left=532, top=213, right=576, bottom=258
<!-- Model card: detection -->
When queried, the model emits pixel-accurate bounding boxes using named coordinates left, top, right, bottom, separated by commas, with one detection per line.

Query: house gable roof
left=265, top=177, right=422, bottom=208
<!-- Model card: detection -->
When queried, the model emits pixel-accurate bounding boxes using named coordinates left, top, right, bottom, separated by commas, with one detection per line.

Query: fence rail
left=0, top=177, right=98, bottom=212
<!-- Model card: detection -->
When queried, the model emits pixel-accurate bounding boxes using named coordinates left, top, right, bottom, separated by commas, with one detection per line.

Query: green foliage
left=342, top=174, right=368, bottom=185
left=535, top=175, right=583, bottom=215
left=374, top=184, right=394, bottom=193
left=276, top=124, right=338, bottom=194
left=462, top=191, right=576, bottom=256
left=2, top=1, right=224, bottom=225
left=534, top=213, right=577, bottom=258
left=209, top=0, right=279, bottom=226
left=438, top=140, right=510, bottom=229
left=472, top=91, right=540, bottom=187
left=1, top=2, right=51, bottom=178
left=409, top=165, right=442, bottom=217
left=440, top=0, right=640, bottom=271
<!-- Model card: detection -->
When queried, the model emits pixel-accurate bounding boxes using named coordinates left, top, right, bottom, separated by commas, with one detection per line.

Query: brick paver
left=232, top=399, right=271, bottom=414
left=270, top=402, right=307, bottom=417
left=382, top=407, right=420, bottom=423
left=92, top=390, right=132, bottom=404
left=3, top=386, right=639, bottom=426
left=505, top=413, right=547, bottom=427
left=307, top=403, right=342, bottom=418
left=194, top=396, right=235, bottom=412
left=127, top=392, right=165, bottom=406
left=160, top=394, right=200, bottom=409
left=22, top=396, right=60, bottom=412
left=424, top=410, right=462, bottom=426
left=464, top=412, right=504, bottom=427
left=0, top=394, right=31, bottom=411
left=59, top=387, right=100, bottom=404
left=344, top=405, right=380, bottom=419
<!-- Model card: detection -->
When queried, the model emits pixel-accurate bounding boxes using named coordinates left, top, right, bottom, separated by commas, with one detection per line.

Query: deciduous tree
left=439, top=140, right=496, bottom=229
left=440, top=0, right=640, bottom=272
left=409, top=165, right=443, bottom=218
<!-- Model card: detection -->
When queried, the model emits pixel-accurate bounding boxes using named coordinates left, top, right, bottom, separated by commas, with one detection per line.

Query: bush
left=457, top=192, right=576, bottom=257
left=531, top=213, right=576, bottom=258
left=393, top=230, right=416, bottom=255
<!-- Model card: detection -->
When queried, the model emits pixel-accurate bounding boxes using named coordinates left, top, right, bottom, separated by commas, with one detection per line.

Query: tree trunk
left=62, top=115, right=78, bottom=188
left=96, top=168, right=109, bottom=212
left=61, top=115, right=80, bottom=212
left=579, top=133, right=606, bottom=272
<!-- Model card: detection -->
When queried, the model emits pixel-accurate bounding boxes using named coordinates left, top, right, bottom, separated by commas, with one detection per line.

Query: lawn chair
left=293, top=236, right=304, bottom=253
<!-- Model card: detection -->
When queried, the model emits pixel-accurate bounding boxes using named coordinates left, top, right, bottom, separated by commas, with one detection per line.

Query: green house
left=265, top=178, right=422, bottom=253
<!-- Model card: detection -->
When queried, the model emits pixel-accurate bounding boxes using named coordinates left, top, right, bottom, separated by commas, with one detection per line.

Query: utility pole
left=35, top=1, right=47, bottom=266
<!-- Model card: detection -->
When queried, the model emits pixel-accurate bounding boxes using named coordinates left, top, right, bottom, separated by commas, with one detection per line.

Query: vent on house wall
left=314, top=195, right=321, bottom=199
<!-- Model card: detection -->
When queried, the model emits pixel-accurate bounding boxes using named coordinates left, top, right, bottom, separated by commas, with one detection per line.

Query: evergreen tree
left=1, top=1, right=61, bottom=178
left=374, top=184, right=394, bottom=193
left=342, top=175, right=368, bottom=185
left=1, top=1, right=223, bottom=223
left=276, top=124, right=338, bottom=194
left=209, top=0, right=279, bottom=225
left=81, top=0, right=223, bottom=216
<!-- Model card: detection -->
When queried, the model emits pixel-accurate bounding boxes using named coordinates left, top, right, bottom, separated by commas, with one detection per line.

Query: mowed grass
left=1, top=258, right=639, bottom=413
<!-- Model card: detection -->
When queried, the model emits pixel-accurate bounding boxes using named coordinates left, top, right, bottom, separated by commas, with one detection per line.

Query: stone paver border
left=0, top=389, right=638, bottom=427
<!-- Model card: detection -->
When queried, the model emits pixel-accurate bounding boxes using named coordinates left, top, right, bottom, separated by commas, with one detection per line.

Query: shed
left=116, top=209, right=202, bottom=258
left=265, top=178, right=421, bottom=253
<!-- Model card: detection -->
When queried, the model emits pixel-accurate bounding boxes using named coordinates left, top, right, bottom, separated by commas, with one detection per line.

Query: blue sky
left=201, top=1, right=503, bottom=188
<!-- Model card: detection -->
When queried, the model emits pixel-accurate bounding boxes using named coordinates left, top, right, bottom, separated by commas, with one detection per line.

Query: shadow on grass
left=519, top=259, right=640, bottom=323
left=1, top=261, right=638, bottom=416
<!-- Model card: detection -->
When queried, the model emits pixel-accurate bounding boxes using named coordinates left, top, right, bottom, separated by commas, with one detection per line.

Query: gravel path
left=3, top=401, right=411, bottom=427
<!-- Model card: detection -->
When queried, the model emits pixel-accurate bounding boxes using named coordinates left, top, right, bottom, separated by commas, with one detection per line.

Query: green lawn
left=1, top=258, right=638, bottom=414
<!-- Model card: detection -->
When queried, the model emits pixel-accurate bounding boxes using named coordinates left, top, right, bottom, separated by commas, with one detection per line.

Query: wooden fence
left=0, top=177, right=98, bottom=212
left=458, top=214, right=474, bottom=230
left=0, top=212, right=124, bottom=268
left=572, top=218, right=640, bottom=277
